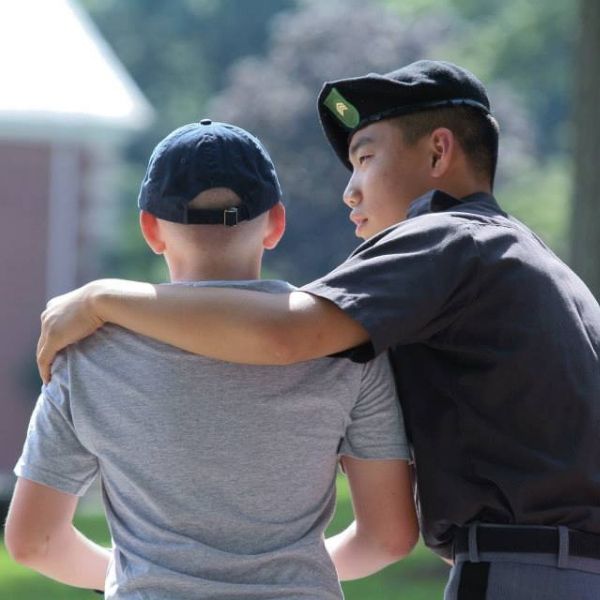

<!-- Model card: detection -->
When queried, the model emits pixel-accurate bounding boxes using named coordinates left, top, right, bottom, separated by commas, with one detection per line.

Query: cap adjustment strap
left=183, top=204, right=249, bottom=226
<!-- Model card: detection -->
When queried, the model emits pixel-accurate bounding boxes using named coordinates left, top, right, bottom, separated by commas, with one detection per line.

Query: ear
left=139, top=210, right=166, bottom=254
left=263, top=202, right=286, bottom=250
left=428, top=127, right=455, bottom=179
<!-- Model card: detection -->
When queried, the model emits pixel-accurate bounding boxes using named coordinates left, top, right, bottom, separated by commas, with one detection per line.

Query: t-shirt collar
left=406, top=189, right=506, bottom=220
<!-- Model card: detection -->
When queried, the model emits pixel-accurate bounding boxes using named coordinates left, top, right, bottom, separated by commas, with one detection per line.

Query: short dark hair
left=393, top=106, right=500, bottom=187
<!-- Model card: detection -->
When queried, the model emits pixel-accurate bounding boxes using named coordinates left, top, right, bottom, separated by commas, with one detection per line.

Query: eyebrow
left=348, top=135, right=375, bottom=160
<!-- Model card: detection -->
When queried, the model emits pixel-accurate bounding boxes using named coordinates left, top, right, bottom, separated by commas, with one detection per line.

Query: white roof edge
left=67, top=0, right=154, bottom=129
left=0, top=0, right=154, bottom=135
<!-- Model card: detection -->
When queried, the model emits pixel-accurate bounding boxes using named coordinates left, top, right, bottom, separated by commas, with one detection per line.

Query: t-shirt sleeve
left=14, top=352, right=99, bottom=496
left=339, top=353, right=410, bottom=460
left=302, top=217, right=479, bottom=359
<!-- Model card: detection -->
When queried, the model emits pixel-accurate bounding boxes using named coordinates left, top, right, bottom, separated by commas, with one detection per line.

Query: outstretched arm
left=37, top=279, right=369, bottom=382
left=5, top=478, right=111, bottom=590
left=325, top=458, right=418, bottom=580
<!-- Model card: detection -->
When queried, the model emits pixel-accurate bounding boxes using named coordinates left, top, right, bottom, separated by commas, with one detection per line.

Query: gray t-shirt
left=15, top=280, right=409, bottom=600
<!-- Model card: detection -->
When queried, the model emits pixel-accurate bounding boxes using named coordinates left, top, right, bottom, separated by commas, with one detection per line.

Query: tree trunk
left=570, top=0, right=600, bottom=298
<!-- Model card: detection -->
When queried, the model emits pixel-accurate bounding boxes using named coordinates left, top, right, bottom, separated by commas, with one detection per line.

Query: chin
left=358, top=230, right=377, bottom=241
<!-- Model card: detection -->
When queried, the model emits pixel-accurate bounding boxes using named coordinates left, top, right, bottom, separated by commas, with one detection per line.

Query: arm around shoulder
left=38, top=280, right=369, bottom=381
left=92, top=283, right=369, bottom=364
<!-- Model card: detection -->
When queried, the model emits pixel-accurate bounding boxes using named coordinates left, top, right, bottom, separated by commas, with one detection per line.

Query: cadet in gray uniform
left=6, top=122, right=418, bottom=598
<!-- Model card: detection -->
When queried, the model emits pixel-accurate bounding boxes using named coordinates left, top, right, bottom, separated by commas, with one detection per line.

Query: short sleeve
left=14, top=352, right=99, bottom=496
left=302, top=216, right=479, bottom=359
left=339, top=353, right=410, bottom=460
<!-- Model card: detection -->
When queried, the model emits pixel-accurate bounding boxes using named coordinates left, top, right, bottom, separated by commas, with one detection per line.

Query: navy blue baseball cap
left=318, top=60, right=491, bottom=170
left=138, top=119, right=282, bottom=226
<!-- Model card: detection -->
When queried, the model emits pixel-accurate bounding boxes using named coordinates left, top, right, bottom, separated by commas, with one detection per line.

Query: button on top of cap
left=200, top=118, right=212, bottom=125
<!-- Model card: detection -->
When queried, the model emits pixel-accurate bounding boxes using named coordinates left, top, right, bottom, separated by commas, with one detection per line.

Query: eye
left=358, top=154, right=372, bottom=165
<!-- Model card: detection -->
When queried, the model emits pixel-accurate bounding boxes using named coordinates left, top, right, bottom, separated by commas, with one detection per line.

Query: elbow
left=373, top=524, right=419, bottom=562
left=390, top=528, right=419, bottom=560
left=4, top=516, right=48, bottom=567
left=4, top=531, right=45, bottom=566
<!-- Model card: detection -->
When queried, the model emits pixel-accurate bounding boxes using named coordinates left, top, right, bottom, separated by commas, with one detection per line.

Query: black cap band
left=352, top=97, right=490, bottom=132
left=182, top=205, right=250, bottom=226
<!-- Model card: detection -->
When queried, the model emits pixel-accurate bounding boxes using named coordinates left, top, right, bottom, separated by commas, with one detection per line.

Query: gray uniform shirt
left=15, top=280, right=409, bottom=600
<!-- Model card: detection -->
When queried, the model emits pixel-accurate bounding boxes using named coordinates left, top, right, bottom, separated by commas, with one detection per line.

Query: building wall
left=0, top=138, right=124, bottom=476
left=0, top=142, right=52, bottom=471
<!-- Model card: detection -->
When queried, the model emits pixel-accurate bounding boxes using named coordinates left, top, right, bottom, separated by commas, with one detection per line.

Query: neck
left=451, top=183, right=492, bottom=199
left=441, top=168, right=492, bottom=200
left=166, top=256, right=262, bottom=283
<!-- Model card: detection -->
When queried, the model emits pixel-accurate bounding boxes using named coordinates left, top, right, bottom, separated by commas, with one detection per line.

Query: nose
left=343, top=175, right=360, bottom=208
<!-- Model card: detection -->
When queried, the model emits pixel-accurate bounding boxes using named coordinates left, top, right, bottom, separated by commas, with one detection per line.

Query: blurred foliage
left=385, top=0, right=576, bottom=156
left=80, top=0, right=295, bottom=281
left=80, top=0, right=575, bottom=283
left=0, top=476, right=447, bottom=599
left=81, top=0, right=295, bottom=150
left=498, top=160, right=572, bottom=257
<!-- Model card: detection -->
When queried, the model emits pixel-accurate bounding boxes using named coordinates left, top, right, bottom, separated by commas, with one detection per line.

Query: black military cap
left=317, top=60, right=491, bottom=170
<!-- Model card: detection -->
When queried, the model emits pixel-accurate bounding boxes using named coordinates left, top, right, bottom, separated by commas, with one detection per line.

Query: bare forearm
left=329, top=458, right=418, bottom=580
left=16, top=525, right=110, bottom=589
left=325, top=522, right=405, bottom=581
left=91, top=280, right=299, bottom=364
left=38, top=278, right=368, bottom=381
left=90, top=279, right=365, bottom=364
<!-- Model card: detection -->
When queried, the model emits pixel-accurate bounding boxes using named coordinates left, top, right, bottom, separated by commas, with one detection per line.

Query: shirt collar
left=406, top=189, right=506, bottom=220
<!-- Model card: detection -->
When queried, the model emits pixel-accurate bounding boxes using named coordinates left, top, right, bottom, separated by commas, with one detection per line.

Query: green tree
left=386, top=0, right=576, bottom=157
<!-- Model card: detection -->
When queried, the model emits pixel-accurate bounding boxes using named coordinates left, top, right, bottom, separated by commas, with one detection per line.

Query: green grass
left=0, top=477, right=448, bottom=599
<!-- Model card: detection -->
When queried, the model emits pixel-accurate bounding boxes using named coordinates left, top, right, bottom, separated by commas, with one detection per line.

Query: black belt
left=454, top=525, right=600, bottom=561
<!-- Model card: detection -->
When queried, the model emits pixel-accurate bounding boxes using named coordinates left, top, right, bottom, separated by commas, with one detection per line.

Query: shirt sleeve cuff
left=14, top=462, right=93, bottom=497
left=302, top=281, right=383, bottom=360
left=338, top=443, right=411, bottom=461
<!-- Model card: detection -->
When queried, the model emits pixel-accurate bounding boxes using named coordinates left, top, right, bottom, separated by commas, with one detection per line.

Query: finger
left=37, top=342, right=52, bottom=385
left=37, top=318, right=47, bottom=380
left=36, top=348, right=45, bottom=383
left=36, top=323, right=45, bottom=356
left=44, top=359, right=52, bottom=385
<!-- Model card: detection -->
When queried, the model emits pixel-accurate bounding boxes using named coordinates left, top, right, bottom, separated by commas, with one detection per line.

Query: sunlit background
left=1, top=0, right=598, bottom=598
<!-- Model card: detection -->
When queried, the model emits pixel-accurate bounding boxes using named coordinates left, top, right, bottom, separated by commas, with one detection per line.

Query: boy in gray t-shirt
left=6, top=122, right=417, bottom=599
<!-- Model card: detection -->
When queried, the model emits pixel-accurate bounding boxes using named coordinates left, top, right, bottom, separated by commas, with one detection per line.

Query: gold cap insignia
left=336, top=102, right=348, bottom=116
